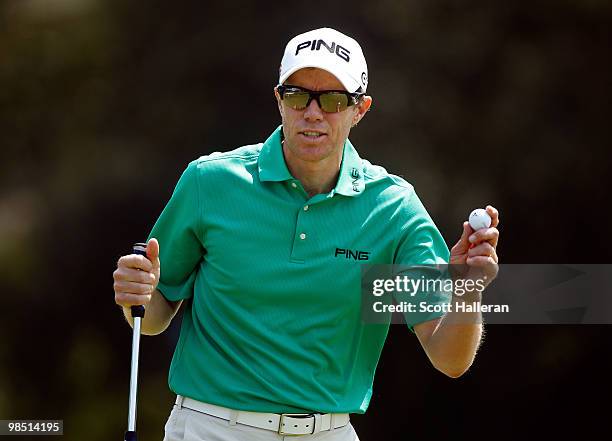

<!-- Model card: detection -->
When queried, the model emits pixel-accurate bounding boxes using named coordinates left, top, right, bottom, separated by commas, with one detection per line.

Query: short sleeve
left=393, top=190, right=451, bottom=328
left=148, top=160, right=204, bottom=301
left=393, top=191, right=449, bottom=266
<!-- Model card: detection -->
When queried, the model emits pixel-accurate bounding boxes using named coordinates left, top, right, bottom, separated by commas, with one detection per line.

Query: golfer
left=113, top=27, right=500, bottom=441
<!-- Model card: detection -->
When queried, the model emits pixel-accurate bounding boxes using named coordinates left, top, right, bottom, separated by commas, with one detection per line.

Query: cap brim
left=279, top=61, right=362, bottom=93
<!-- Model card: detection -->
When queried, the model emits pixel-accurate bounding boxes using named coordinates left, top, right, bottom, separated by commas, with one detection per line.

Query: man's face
left=275, top=68, right=372, bottom=165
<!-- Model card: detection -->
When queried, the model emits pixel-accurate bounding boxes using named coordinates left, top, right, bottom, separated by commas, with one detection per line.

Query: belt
left=176, top=395, right=350, bottom=436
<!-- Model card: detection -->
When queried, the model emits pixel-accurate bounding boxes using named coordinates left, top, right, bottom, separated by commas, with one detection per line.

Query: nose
left=303, top=97, right=324, bottom=122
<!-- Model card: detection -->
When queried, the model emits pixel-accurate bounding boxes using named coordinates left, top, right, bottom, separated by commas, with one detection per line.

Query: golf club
left=124, top=242, right=147, bottom=441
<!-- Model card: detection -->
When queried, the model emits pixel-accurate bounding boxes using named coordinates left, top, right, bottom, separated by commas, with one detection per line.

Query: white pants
left=163, top=405, right=361, bottom=441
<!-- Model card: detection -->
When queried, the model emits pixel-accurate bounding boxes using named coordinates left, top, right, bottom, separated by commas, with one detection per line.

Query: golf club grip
left=131, top=242, right=148, bottom=319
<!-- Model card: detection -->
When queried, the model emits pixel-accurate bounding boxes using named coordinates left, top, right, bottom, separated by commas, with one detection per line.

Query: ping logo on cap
left=295, top=39, right=351, bottom=62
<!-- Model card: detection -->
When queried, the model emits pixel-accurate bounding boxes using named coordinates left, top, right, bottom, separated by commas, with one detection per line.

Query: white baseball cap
left=278, top=27, right=368, bottom=93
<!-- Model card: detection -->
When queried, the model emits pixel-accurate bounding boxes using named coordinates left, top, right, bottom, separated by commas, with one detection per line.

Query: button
left=291, top=182, right=297, bottom=188
left=303, top=205, right=309, bottom=211
left=299, top=233, right=306, bottom=240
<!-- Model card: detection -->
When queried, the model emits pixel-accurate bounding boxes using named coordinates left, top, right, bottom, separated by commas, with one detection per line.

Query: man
left=113, top=27, right=500, bottom=441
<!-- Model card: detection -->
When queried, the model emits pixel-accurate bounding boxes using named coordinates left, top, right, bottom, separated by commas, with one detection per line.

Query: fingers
left=115, top=292, right=152, bottom=307
left=117, top=253, right=153, bottom=272
left=485, top=205, right=500, bottom=228
left=114, top=275, right=154, bottom=307
left=113, top=258, right=158, bottom=307
left=114, top=266, right=156, bottom=284
left=468, top=226, right=499, bottom=248
left=465, top=255, right=499, bottom=281
left=114, top=280, right=154, bottom=295
left=466, top=255, right=496, bottom=266
left=467, top=242, right=498, bottom=263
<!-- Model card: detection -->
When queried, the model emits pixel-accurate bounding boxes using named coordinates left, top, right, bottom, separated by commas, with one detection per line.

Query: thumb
left=147, top=237, right=160, bottom=267
left=458, top=221, right=473, bottom=248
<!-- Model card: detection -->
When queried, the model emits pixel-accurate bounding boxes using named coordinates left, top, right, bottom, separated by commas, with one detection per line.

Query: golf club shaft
left=125, top=243, right=147, bottom=441
left=127, top=315, right=142, bottom=431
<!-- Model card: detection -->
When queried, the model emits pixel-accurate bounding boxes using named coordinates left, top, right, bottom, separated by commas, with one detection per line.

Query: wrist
left=452, top=289, right=482, bottom=302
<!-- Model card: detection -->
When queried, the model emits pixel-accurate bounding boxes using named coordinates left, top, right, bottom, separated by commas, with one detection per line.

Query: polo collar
left=334, top=138, right=365, bottom=196
left=258, top=126, right=365, bottom=197
left=258, top=126, right=293, bottom=182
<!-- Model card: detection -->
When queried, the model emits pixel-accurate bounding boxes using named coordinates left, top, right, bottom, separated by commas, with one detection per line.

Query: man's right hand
left=114, top=238, right=161, bottom=308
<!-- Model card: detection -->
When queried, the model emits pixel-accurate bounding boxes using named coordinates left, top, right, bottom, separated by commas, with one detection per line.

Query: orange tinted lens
left=283, top=91, right=310, bottom=110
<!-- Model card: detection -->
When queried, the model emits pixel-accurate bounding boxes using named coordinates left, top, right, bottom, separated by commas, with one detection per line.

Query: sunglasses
left=276, top=85, right=364, bottom=113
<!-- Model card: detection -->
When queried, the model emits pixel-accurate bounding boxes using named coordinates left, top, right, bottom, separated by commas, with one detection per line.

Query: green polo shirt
left=149, top=126, right=450, bottom=414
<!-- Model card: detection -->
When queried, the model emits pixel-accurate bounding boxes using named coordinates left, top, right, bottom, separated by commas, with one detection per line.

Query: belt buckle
left=278, top=413, right=315, bottom=436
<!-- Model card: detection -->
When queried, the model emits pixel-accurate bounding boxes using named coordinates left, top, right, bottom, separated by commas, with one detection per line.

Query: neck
left=282, top=142, right=343, bottom=197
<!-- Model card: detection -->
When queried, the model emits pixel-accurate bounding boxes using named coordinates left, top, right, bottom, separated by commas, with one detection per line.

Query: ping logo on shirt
left=351, top=167, right=360, bottom=192
left=335, top=248, right=370, bottom=261
left=295, top=40, right=351, bottom=62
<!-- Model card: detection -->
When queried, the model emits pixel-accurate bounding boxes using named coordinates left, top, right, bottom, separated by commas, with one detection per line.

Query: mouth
left=298, top=130, right=327, bottom=140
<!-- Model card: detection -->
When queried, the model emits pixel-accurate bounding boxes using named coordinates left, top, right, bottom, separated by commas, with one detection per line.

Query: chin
left=294, top=144, right=334, bottom=162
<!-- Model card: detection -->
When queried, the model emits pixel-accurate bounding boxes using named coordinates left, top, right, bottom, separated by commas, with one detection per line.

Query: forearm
left=121, top=289, right=181, bottom=335
left=422, top=290, right=484, bottom=377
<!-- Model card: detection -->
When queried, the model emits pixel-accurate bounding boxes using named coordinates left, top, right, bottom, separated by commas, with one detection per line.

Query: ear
left=274, top=87, right=283, bottom=116
left=352, top=95, right=372, bottom=127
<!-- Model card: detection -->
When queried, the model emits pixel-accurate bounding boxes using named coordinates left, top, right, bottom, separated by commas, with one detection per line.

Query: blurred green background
left=1, top=0, right=611, bottom=440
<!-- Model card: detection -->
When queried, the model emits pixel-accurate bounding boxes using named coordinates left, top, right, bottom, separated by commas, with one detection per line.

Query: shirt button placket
left=290, top=201, right=311, bottom=262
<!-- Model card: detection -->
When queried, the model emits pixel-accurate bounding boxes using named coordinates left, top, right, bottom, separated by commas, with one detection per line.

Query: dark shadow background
left=1, top=0, right=611, bottom=439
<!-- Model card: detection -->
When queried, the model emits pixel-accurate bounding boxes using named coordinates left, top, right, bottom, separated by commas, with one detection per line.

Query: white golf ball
left=468, top=208, right=492, bottom=230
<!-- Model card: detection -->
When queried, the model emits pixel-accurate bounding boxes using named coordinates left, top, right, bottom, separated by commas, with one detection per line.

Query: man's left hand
left=450, top=205, right=500, bottom=289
